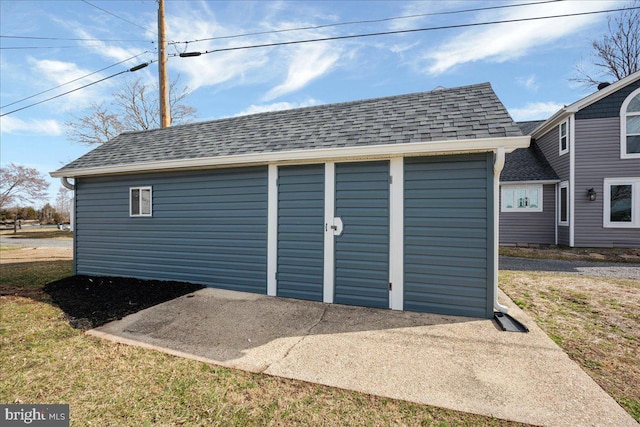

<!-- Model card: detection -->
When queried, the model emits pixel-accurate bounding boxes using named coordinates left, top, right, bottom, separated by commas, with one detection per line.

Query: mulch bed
left=44, top=275, right=204, bottom=330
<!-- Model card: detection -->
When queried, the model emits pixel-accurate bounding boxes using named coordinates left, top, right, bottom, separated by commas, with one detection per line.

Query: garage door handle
left=327, top=217, right=343, bottom=236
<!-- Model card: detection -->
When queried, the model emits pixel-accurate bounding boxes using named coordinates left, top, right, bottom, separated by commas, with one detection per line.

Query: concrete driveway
left=90, top=288, right=636, bottom=427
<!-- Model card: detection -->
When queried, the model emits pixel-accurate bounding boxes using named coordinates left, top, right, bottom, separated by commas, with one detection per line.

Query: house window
left=501, top=184, right=543, bottom=212
left=621, top=87, right=640, bottom=158
left=604, top=178, right=640, bottom=228
left=559, top=120, right=569, bottom=156
left=559, top=181, right=569, bottom=226
left=130, top=187, right=152, bottom=216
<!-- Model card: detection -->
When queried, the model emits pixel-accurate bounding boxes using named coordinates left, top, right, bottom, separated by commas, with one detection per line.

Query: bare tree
left=55, top=187, right=72, bottom=222
left=65, top=75, right=197, bottom=145
left=574, top=1, right=640, bottom=86
left=0, top=163, right=49, bottom=209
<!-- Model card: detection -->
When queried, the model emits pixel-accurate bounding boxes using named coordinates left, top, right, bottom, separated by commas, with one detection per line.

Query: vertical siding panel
left=276, top=164, right=325, bottom=301
left=404, top=154, right=491, bottom=318
left=499, top=184, right=556, bottom=245
left=574, top=117, right=640, bottom=247
left=75, top=167, right=268, bottom=293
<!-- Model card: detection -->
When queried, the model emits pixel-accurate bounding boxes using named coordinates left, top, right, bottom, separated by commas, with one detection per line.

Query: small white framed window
left=604, top=178, right=640, bottom=228
left=130, top=187, right=152, bottom=217
left=558, top=181, right=569, bottom=226
left=501, top=184, right=543, bottom=212
left=620, top=87, right=640, bottom=159
left=559, top=120, right=569, bottom=156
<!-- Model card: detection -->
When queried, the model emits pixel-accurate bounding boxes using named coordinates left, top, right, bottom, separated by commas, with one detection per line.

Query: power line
left=0, top=35, right=153, bottom=43
left=169, top=0, right=561, bottom=46
left=0, top=61, right=154, bottom=117
left=1, top=52, right=152, bottom=109
left=81, top=0, right=157, bottom=36
left=173, top=6, right=640, bottom=58
left=1, top=45, right=126, bottom=50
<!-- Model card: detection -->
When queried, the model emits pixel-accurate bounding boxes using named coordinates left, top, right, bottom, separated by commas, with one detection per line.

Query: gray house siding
left=404, top=153, right=493, bottom=319
left=574, top=117, right=640, bottom=247
left=334, top=161, right=390, bottom=309
left=499, top=184, right=556, bottom=245
left=75, top=167, right=269, bottom=292
left=576, top=79, right=640, bottom=120
left=277, top=164, right=325, bottom=301
left=535, top=125, right=569, bottom=181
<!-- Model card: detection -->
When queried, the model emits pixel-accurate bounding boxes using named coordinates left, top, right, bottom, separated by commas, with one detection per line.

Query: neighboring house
left=500, top=71, right=640, bottom=248
left=52, top=83, right=529, bottom=319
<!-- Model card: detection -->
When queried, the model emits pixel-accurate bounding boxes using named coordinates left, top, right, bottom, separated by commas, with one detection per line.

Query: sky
left=0, top=0, right=632, bottom=206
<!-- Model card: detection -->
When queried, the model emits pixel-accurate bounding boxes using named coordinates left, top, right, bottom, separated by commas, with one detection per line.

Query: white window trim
left=559, top=120, right=569, bottom=156
left=620, top=87, right=640, bottom=159
left=558, top=181, right=569, bottom=226
left=500, top=184, right=543, bottom=212
left=603, top=177, right=640, bottom=228
left=129, top=186, right=152, bottom=217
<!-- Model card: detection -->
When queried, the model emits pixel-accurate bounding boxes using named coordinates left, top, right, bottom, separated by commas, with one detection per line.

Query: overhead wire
left=1, top=52, right=152, bottom=109
left=0, top=61, right=155, bottom=117
left=169, top=0, right=561, bottom=45
left=81, top=0, right=157, bottom=36
left=0, top=35, right=153, bottom=43
left=171, top=6, right=640, bottom=57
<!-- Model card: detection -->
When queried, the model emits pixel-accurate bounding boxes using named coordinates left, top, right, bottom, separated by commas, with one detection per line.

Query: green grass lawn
left=1, top=257, right=529, bottom=427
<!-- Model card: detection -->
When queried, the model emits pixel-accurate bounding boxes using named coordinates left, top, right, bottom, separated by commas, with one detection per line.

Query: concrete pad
left=89, top=288, right=637, bottom=427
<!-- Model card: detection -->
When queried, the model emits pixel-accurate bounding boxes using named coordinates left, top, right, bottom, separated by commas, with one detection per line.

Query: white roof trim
left=500, top=180, right=560, bottom=185
left=531, top=70, right=640, bottom=138
left=51, top=136, right=530, bottom=178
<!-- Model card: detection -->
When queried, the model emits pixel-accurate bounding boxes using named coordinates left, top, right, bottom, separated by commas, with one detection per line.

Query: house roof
left=531, top=70, right=640, bottom=138
left=52, top=82, right=527, bottom=177
left=501, top=121, right=559, bottom=182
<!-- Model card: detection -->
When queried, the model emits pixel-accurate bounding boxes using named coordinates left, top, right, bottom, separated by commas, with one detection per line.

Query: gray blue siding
left=574, top=117, right=640, bottom=247
left=334, top=161, right=390, bottom=309
left=75, top=167, right=268, bottom=292
left=576, top=80, right=640, bottom=120
left=277, top=164, right=325, bottom=301
left=500, top=184, right=556, bottom=245
left=404, top=154, right=493, bottom=319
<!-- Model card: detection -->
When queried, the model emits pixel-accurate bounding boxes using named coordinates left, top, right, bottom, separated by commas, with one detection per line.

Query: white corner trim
left=267, top=164, right=278, bottom=296
left=554, top=184, right=558, bottom=245
left=50, top=136, right=531, bottom=178
left=569, top=114, right=575, bottom=247
left=389, top=158, right=404, bottom=310
left=493, top=147, right=508, bottom=314
left=323, top=162, right=335, bottom=304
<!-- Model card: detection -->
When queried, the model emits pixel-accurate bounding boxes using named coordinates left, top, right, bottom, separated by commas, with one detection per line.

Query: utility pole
left=158, top=0, right=170, bottom=127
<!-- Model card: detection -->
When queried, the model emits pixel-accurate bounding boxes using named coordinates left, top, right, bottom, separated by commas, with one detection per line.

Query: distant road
left=500, top=256, right=640, bottom=281
left=0, top=236, right=73, bottom=249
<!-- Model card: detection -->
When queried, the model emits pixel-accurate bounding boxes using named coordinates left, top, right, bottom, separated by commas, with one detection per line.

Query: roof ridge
left=117, top=82, right=493, bottom=137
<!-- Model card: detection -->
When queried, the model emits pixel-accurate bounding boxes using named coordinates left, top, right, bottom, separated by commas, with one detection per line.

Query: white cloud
left=422, top=1, right=621, bottom=75
left=0, top=116, right=63, bottom=136
left=235, top=98, right=320, bottom=116
left=509, top=101, right=564, bottom=121
left=518, top=74, right=539, bottom=91
left=264, top=42, right=340, bottom=100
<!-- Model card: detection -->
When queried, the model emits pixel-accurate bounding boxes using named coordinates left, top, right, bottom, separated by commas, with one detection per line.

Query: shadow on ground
left=44, top=275, right=204, bottom=329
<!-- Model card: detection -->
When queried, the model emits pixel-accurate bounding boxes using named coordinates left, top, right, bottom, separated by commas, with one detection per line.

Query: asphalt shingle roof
left=56, top=82, right=522, bottom=173
left=501, top=121, right=559, bottom=182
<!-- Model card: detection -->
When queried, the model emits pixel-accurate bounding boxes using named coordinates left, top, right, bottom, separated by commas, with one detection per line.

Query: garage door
left=334, top=161, right=390, bottom=308
left=404, top=154, right=492, bottom=318
left=276, top=164, right=325, bottom=302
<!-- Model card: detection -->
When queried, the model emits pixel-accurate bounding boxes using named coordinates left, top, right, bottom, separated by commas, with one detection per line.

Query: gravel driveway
left=500, top=256, right=640, bottom=281
left=0, top=236, right=73, bottom=249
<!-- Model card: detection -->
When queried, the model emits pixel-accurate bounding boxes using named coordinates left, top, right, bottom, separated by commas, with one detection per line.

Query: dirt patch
left=44, top=275, right=204, bottom=330
left=0, top=247, right=73, bottom=264
left=500, top=245, right=640, bottom=263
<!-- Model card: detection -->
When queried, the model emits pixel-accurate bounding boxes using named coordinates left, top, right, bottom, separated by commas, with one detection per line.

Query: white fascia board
left=500, top=180, right=560, bottom=185
left=50, top=136, right=530, bottom=178
left=532, top=70, right=640, bottom=139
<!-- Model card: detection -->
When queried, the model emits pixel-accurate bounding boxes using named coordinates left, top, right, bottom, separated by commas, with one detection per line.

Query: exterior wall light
left=587, top=188, right=597, bottom=201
